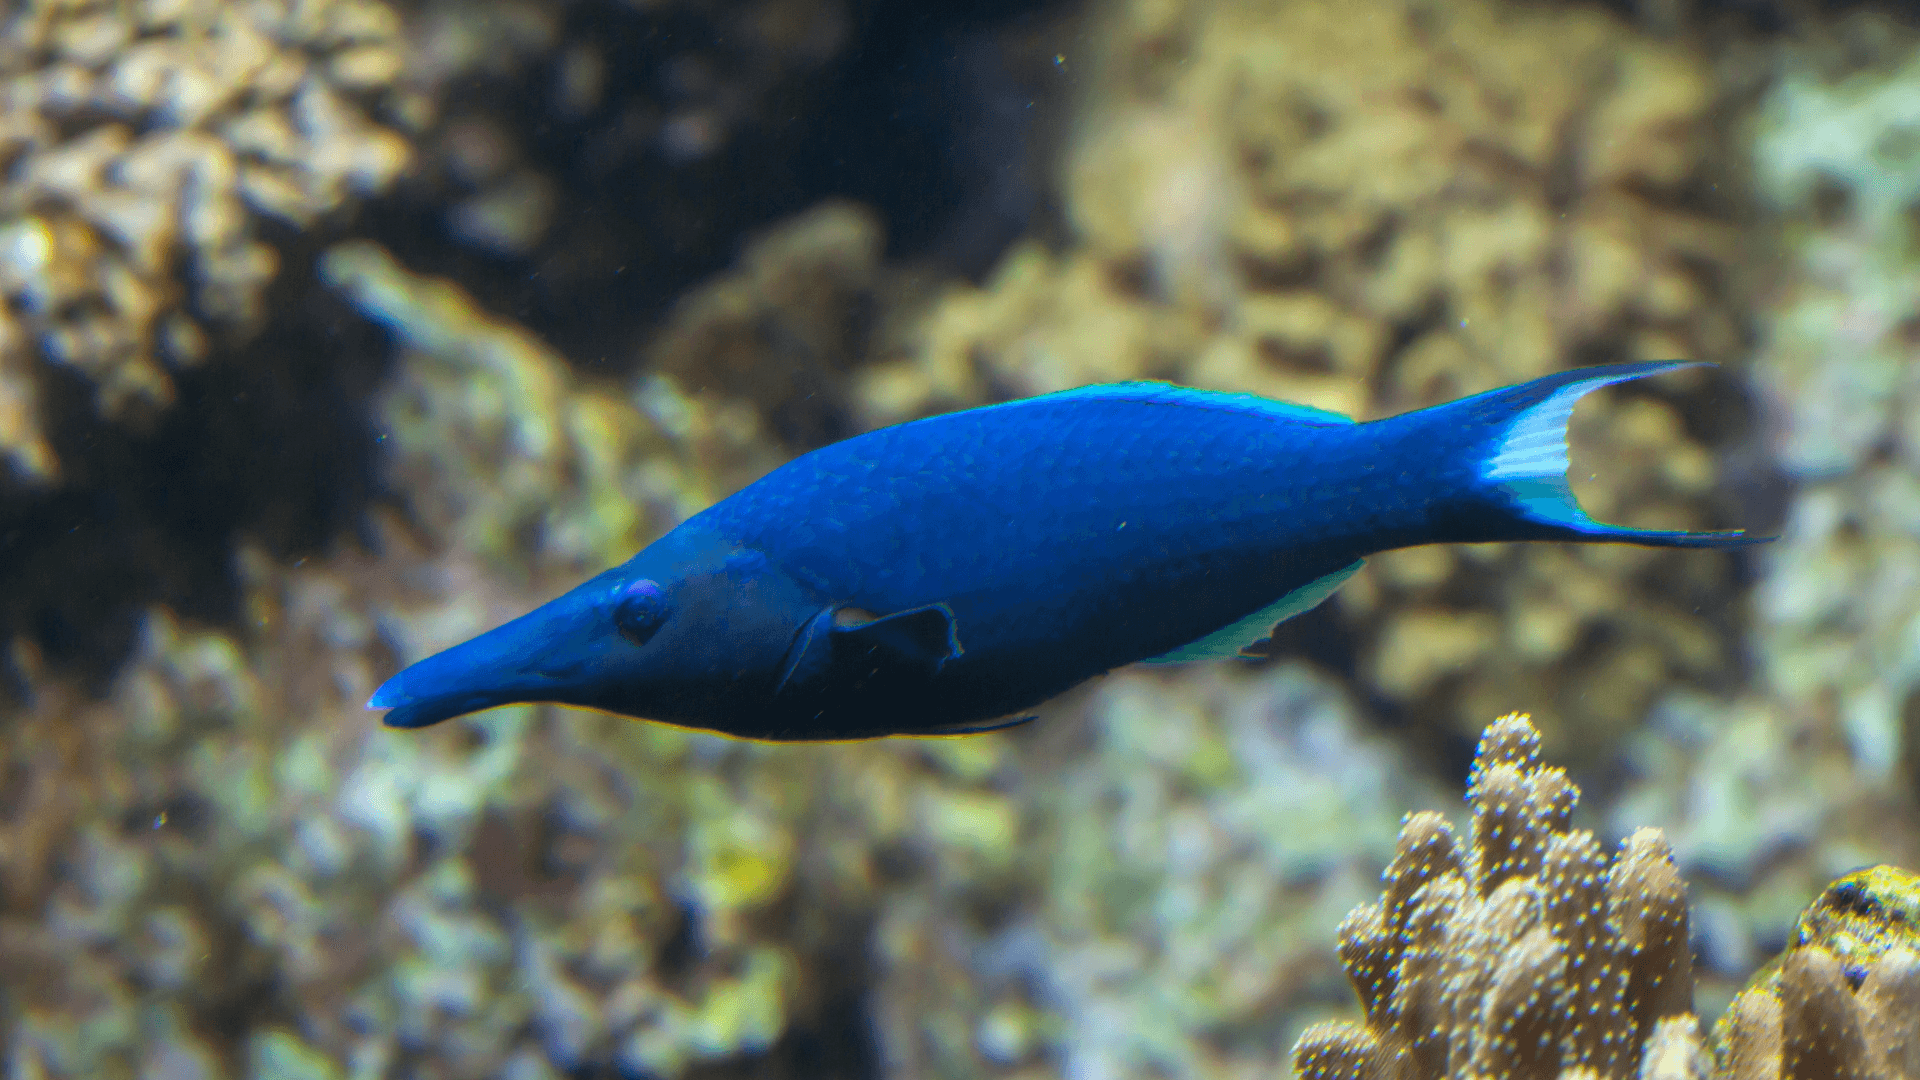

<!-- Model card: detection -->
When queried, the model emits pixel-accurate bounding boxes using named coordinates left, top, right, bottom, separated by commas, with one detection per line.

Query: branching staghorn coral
left=1294, top=712, right=1920, bottom=1080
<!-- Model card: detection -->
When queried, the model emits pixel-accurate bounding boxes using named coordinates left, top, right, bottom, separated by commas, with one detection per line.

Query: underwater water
left=2, top=0, right=1918, bottom=1077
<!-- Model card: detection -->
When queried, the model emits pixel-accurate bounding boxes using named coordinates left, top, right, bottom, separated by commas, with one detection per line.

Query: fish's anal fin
left=908, top=713, right=1037, bottom=737
left=1144, top=559, right=1365, bottom=665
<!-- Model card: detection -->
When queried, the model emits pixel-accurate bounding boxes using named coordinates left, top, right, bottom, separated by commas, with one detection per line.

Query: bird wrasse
left=369, top=360, right=1768, bottom=739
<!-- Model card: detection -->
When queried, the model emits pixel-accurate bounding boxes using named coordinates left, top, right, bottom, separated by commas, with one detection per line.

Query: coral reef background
left=3, top=0, right=1919, bottom=1078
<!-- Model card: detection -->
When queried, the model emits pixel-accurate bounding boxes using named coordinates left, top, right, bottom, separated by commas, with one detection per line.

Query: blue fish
left=369, top=360, right=1766, bottom=739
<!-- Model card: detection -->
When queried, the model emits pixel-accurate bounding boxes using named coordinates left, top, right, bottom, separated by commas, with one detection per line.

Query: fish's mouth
left=372, top=685, right=522, bottom=729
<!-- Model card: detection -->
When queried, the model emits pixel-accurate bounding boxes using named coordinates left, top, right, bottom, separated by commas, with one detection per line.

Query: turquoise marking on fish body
left=1144, top=559, right=1364, bottom=664
left=368, top=360, right=1769, bottom=740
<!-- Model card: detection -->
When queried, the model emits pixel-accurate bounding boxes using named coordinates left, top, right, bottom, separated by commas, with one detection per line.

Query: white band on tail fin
left=1483, top=361, right=1767, bottom=548
left=1482, top=365, right=1700, bottom=486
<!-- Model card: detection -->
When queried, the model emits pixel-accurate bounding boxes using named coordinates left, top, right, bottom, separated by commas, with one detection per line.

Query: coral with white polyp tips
left=1294, top=713, right=1700, bottom=1080
left=1294, top=712, right=1920, bottom=1080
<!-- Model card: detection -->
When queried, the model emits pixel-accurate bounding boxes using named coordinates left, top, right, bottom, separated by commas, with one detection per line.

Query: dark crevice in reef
left=0, top=249, right=392, bottom=700
left=1595, top=0, right=1883, bottom=35
left=670, top=983, right=882, bottom=1080
left=357, top=0, right=1078, bottom=379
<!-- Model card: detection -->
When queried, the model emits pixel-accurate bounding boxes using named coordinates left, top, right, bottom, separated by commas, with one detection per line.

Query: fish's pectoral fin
left=1144, top=559, right=1365, bottom=665
left=831, top=603, right=962, bottom=675
left=907, top=713, right=1036, bottom=737
left=774, top=602, right=963, bottom=700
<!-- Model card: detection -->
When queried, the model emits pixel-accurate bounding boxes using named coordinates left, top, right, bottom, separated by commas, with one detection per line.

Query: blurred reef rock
left=870, top=663, right=1445, bottom=1080
left=370, top=0, right=1063, bottom=376
left=645, top=201, right=888, bottom=451
left=1744, top=18, right=1920, bottom=791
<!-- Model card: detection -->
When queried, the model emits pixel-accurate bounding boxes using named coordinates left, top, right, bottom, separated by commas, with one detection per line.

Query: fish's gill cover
left=1292, top=713, right=1920, bottom=1080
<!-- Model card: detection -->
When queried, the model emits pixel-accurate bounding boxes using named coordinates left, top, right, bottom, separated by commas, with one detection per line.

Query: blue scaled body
left=369, top=360, right=1766, bottom=739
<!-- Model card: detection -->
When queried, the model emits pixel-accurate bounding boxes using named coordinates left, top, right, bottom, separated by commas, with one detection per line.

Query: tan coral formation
left=647, top=201, right=887, bottom=449
left=1292, top=712, right=1702, bottom=1079
left=0, top=0, right=420, bottom=484
left=1294, top=713, right=1920, bottom=1080
left=865, top=0, right=1751, bottom=762
left=317, top=239, right=786, bottom=586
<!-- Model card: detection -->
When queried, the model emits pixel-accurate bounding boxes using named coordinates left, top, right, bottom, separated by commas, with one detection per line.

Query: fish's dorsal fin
left=1016, top=382, right=1355, bottom=427
left=1144, top=560, right=1365, bottom=665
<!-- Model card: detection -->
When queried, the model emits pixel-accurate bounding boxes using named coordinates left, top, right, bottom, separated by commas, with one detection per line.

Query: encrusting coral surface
left=0, top=0, right=420, bottom=485
left=1293, top=713, right=1920, bottom=1080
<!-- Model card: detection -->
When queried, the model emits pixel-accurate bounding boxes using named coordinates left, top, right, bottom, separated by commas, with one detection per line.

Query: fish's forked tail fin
left=1471, top=360, right=1771, bottom=549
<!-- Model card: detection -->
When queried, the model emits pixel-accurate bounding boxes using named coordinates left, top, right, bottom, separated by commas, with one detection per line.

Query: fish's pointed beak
left=367, top=655, right=516, bottom=727
left=367, top=630, right=539, bottom=728
left=368, top=583, right=616, bottom=729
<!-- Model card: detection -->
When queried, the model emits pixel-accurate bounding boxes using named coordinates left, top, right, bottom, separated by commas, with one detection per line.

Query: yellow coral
left=1790, top=866, right=1920, bottom=987
left=1713, top=866, right=1920, bottom=1080
left=318, top=240, right=784, bottom=579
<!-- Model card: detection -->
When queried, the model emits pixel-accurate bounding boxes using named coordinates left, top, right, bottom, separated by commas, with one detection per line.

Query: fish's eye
left=614, top=579, right=668, bottom=646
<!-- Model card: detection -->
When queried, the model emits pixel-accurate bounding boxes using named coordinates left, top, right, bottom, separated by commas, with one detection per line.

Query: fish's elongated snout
left=368, top=650, right=526, bottom=729
left=368, top=633, right=543, bottom=729
left=368, top=585, right=621, bottom=729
